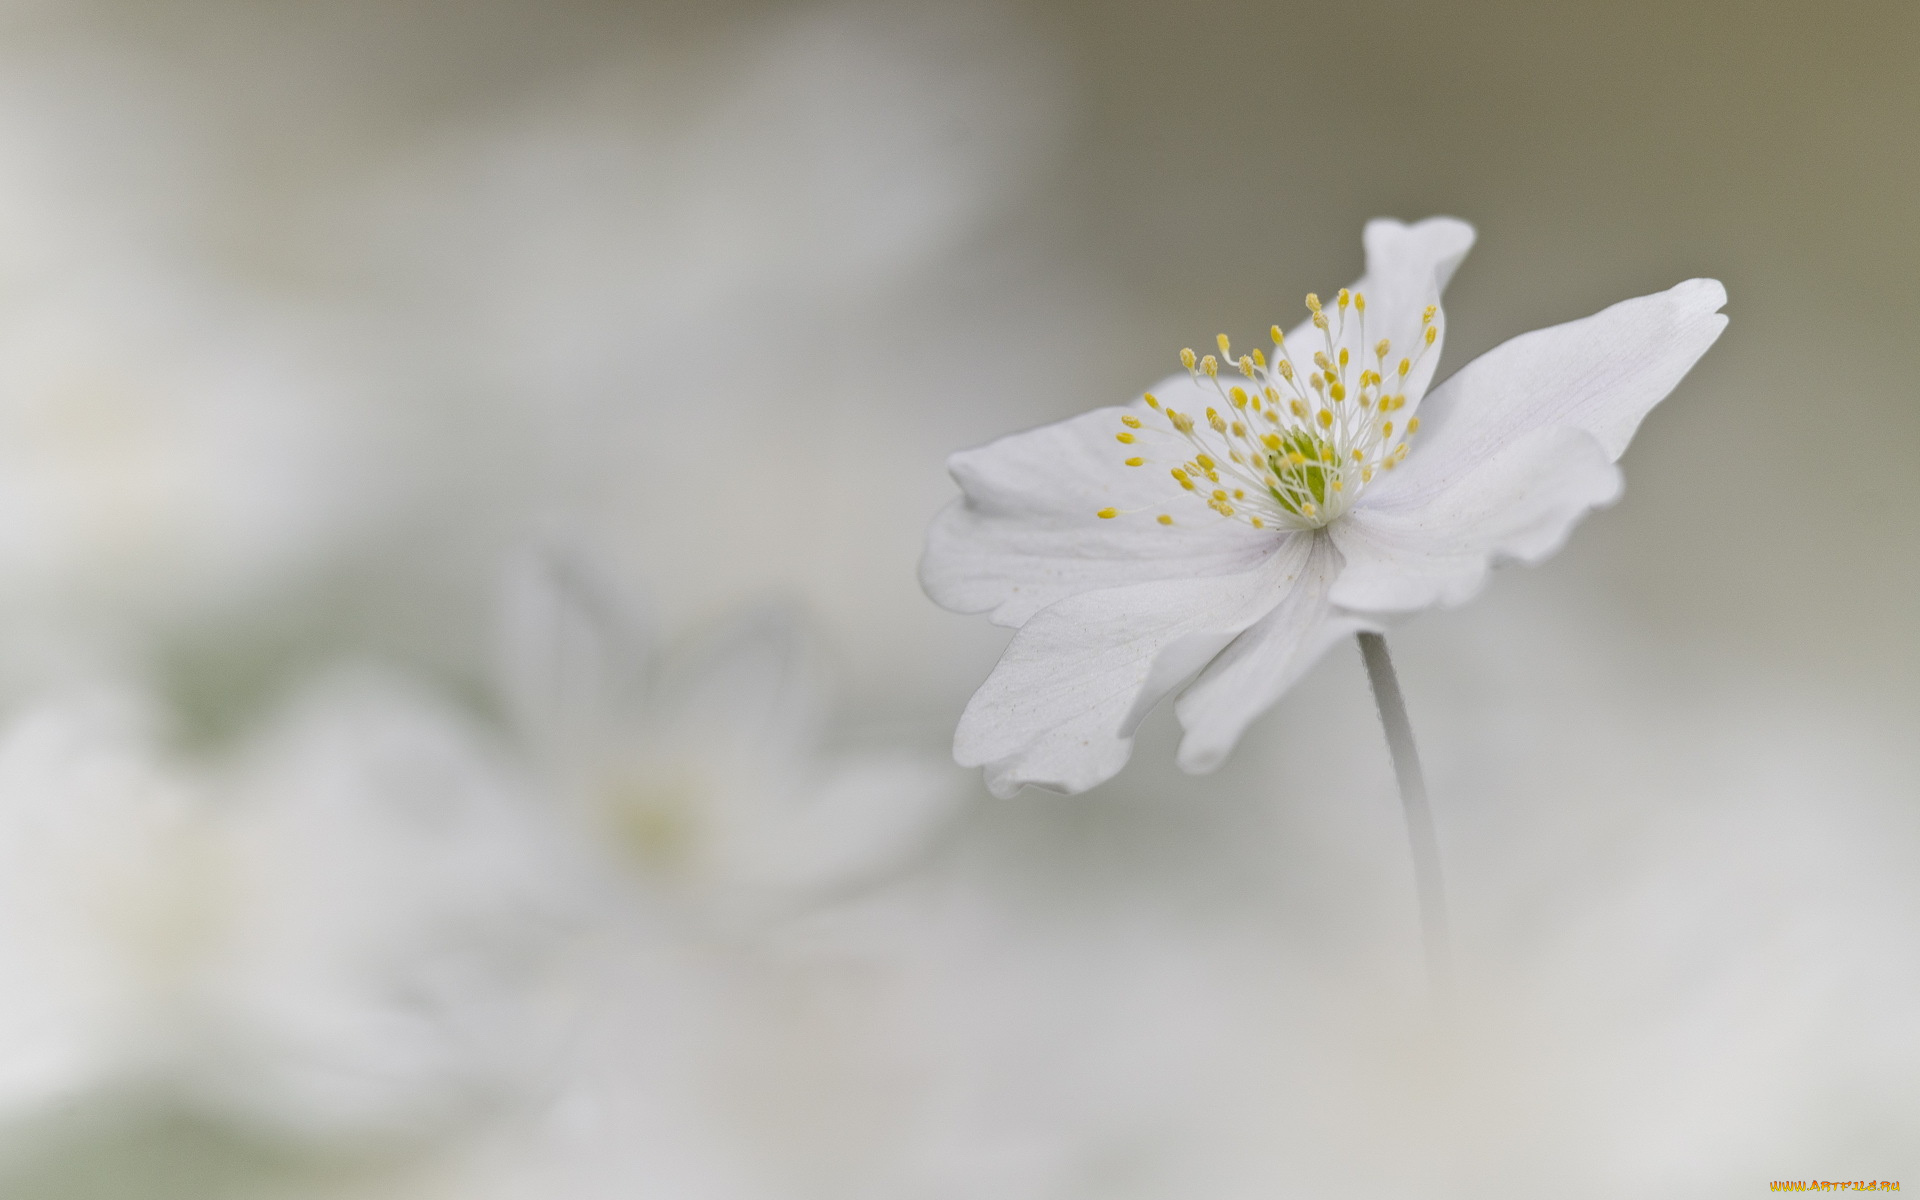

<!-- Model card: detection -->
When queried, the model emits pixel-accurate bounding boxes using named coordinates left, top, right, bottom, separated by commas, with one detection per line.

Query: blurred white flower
left=371, top=552, right=969, bottom=1200
left=0, top=57, right=382, bottom=667
left=497, top=547, right=963, bottom=915
left=0, top=688, right=206, bottom=1125
left=186, top=667, right=583, bottom=1144
left=923, top=218, right=1727, bottom=796
left=0, top=670, right=581, bottom=1152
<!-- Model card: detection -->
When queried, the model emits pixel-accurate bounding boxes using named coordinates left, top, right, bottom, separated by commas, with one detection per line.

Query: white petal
left=1174, top=531, right=1364, bottom=773
left=1270, top=216, right=1474, bottom=416
left=922, top=395, right=1273, bottom=627
left=724, top=751, right=964, bottom=895
left=1330, top=426, right=1623, bottom=613
left=494, top=543, right=647, bottom=755
left=955, top=534, right=1312, bottom=796
left=1354, top=216, right=1476, bottom=408
left=1377, top=279, right=1728, bottom=511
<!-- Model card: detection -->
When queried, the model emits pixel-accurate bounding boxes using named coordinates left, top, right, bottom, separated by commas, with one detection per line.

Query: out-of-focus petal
left=922, top=398, right=1275, bottom=628
left=495, top=543, right=648, bottom=758
left=0, top=690, right=198, bottom=1125
left=1330, top=426, right=1623, bottom=613
left=955, top=534, right=1310, bottom=797
left=196, top=668, right=582, bottom=1143
left=724, top=751, right=964, bottom=897
left=1173, top=533, right=1363, bottom=772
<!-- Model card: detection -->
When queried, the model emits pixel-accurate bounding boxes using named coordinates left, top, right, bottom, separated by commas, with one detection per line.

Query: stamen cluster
left=1098, top=289, right=1439, bottom=531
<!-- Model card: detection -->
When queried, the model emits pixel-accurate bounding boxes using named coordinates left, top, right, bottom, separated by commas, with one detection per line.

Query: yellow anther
left=1289, top=399, right=1308, bottom=418
left=1361, top=467, right=1373, bottom=482
left=1216, top=333, right=1231, bottom=357
left=1301, top=502, right=1317, bottom=517
left=1270, top=324, right=1285, bottom=344
left=1201, top=355, right=1219, bottom=377
left=1181, top=348, right=1196, bottom=370
left=1397, top=358, right=1412, bottom=377
left=1312, top=312, right=1328, bottom=331
left=1116, top=431, right=1136, bottom=444
left=1338, top=347, right=1349, bottom=367
left=1171, top=466, right=1189, bottom=481
left=1422, top=305, right=1437, bottom=324
left=1262, top=386, right=1279, bottom=403
left=1097, top=507, right=1118, bottom=519
left=1230, top=421, right=1246, bottom=437
left=1121, top=414, right=1142, bottom=428
left=1232, top=488, right=1245, bottom=499
left=1314, top=351, right=1331, bottom=370
left=1205, top=406, right=1220, bottom=421
left=1316, top=408, right=1333, bottom=428
left=1287, top=452, right=1306, bottom=466
left=1262, top=433, right=1282, bottom=450
left=1212, top=489, right=1228, bottom=502
left=1330, top=383, right=1346, bottom=402
left=1144, top=392, right=1161, bottom=409
left=1195, top=454, right=1216, bottom=470
left=1338, top=288, right=1350, bottom=310
left=1250, top=516, right=1265, bottom=529
left=1382, top=421, right=1393, bottom=437
left=1157, top=514, right=1174, bottom=525
left=1229, top=386, right=1248, bottom=408
left=1305, top=292, right=1322, bottom=312
left=1319, top=444, right=1336, bottom=463
left=1277, top=361, right=1294, bottom=380
left=1406, top=416, right=1421, bottom=434
left=1351, top=449, right=1364, bottom=463
left=1376, top=339, right=1391, bottom=359
left=1354, top=292, right=1366, bottom=313
left=1124, top=456, right=1145, bottom=467
left=1250, top=349, right=1265, bottom=367
left=1209, top=413, right=1227, bottom=433
left=1424, top=326, right=1438, bottom=346
left=1170, top=412, right=1195, bottom=434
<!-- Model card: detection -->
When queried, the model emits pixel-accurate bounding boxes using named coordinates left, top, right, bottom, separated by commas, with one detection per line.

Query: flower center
left=1100, top=289, right=1438, bottom=531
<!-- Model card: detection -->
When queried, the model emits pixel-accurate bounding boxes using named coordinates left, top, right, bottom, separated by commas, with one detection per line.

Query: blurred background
left=0, top=0, right=1912, bottom=1196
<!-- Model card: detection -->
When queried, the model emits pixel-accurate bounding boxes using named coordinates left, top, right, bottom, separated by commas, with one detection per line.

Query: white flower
left=0, top=672, right=581, bottom=1149
left=188, top=667, right=583, bottom=1143
left=495, top=546, right=964, bottom=916
left=922, top=218, right=1727, bottom=797
left=0, top=688, right=205, bottom=1125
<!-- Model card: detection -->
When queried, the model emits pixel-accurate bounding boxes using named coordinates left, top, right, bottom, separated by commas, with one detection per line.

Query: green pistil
left=1266, top=431, right=1334, bottom=515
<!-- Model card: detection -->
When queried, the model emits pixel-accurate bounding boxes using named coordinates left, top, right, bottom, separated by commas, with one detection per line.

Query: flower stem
left=1355, top=631, right=1451, bottom=1004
